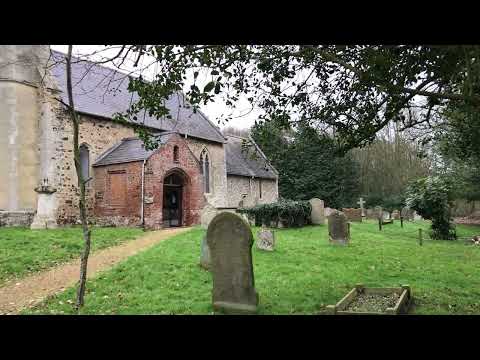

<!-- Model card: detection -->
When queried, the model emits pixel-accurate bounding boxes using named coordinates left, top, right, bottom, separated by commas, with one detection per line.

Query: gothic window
left=259, top=179, right=262, bottom=199
left=79, top=144, right=90, bottom=181
left=200, top=149, right=210, bottom=194
left=173, top=145, right=179, bottom=163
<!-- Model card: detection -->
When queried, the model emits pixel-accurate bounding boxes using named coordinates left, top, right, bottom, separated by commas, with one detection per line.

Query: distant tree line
left=226, top=121, right=431, bottom=211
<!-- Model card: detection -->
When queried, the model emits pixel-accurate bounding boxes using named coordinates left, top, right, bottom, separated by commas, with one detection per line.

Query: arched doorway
left=163, top=172, right=184, bottom=227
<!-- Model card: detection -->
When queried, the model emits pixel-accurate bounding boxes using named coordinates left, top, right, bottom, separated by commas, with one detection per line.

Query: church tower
left=0, top=45, right=60, bottom=228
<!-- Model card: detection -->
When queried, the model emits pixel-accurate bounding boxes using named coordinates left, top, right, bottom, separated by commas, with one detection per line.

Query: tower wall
left=0, top=45, right=57, bottom=227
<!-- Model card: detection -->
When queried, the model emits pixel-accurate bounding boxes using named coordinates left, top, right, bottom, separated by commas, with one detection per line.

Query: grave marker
left=206, top=212, right=259, bottom=314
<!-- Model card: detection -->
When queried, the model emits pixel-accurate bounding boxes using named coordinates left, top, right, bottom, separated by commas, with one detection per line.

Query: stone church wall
left=0, top=81, right=40, bottom=213
left=53, top=108, right=135, bottom=224
left=185, top=137, right=228, bottom=208
left=226, top=175, right=278, bottom=208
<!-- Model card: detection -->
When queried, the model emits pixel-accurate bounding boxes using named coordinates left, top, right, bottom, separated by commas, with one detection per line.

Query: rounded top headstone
left=206, top=212, right=253, bottom=249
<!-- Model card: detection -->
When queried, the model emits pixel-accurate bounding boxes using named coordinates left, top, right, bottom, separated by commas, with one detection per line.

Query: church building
left=0, top=45, right=278, bottom=229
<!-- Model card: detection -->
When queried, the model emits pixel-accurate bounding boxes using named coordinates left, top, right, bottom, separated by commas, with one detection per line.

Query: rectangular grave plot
left=326, top=284, right=412, bottom=315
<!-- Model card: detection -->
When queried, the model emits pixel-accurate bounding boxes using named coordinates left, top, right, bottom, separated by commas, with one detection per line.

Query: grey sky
left=51, top=45, right=260, bottom=130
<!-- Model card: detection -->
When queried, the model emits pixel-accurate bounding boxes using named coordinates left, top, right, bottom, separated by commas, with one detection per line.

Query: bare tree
left=65, top=45, right=91, bottom=310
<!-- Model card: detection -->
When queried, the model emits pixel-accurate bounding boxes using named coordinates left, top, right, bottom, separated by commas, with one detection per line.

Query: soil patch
left=346, top=292, right=401, bottom=313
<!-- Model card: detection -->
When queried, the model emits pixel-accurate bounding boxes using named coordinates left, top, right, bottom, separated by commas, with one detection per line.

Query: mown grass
left=0, top=226, right=144, bottom=286
left=23, top=220, right=480, bottom=315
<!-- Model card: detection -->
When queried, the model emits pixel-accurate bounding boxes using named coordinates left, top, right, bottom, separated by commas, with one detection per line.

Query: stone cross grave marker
left=206, top=212, right=259, bottom=314
left=357, top=197, right=366, bottom=217
left=256, top=227, right=275, bottom=251
left=328, top=211, right=350, bottom=245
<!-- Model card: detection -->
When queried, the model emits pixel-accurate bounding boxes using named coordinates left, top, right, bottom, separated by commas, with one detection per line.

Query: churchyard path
left=0, top=227, right=192, bottom=315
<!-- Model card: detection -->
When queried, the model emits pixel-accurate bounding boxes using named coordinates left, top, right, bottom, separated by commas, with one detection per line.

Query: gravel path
left=0, top=227, right=191, bottom=315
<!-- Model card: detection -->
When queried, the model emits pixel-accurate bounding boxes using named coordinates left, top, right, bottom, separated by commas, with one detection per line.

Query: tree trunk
left=65, top=45, right=92, bottom=311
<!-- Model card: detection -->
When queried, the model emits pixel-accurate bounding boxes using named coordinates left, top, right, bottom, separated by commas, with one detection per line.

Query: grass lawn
left=24, top=220, right=480, bottom=315
left=0, top=227, right=144, bottom=286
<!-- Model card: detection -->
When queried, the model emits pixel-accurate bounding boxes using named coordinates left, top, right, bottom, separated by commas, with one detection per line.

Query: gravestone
left=325, top=207, right=337, bottom=217
left=374, top=206, right=383, bottom=219
left=328, top=211, right=350, bottom=245
left=256, top=227, right=275, bottom=251
left=200, top=202, right=218, bottom=229
left=309, top=198, right=325, bottom=225
left=365, top=208, right=376, bottom=219
left=383, top=211, right=391, bottom=220
left=342, top=208, right=363, bottom=222
left=206, top=212, right=259, bottom=314
left=401, top=207, right=414, bottom=221
left=199, top=235, right=211, bottom=270
left=357, top=197, right=366, bottom=217
left=392, top=209, right=400, bottom=220
left=413, top=211, right=423, bottom=221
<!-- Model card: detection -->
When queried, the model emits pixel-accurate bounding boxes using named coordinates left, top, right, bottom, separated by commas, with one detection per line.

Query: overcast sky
left=51, top=45, right=260, bottom=130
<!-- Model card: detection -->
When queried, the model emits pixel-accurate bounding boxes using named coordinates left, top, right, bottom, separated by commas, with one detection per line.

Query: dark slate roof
left=49, top=50, right=226, bottom=144
left=93, top=133, right=172, bottom=167
left=93, top=133, right=278, bottom=180
left=225, top=135, right=278, bottom=180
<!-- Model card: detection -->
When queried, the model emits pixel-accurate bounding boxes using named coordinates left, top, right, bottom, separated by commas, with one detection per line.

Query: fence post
left=400, top=216, right=404, bottom=228
left=378, top=217, right=382, bottom=231
left=418, top=228, right=423, bottom=246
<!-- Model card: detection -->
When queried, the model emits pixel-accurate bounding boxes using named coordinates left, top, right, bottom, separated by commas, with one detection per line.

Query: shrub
left=238, top=199, right=312, bottom=228
left=405, top=176, right=456, bottom=240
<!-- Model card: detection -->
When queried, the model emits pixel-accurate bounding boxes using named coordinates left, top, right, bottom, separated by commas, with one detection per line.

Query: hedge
left=237, top=199, right=312, bottom=228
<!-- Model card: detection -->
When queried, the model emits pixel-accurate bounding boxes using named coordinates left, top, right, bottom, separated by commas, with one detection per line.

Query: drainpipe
left=140, top=159, right=146, bottom=226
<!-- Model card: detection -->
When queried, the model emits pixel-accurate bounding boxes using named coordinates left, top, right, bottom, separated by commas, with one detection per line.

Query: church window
left=259, top=179, right=262, bottom=199
left=79, top=144, right=90, bottom=181
left=173, top=145, right=179, bottom=163
left=200, top=149, right=210, bottom=194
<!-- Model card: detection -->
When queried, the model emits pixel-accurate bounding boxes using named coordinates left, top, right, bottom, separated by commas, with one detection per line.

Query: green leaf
left=204, top=81, right=215, bottom=93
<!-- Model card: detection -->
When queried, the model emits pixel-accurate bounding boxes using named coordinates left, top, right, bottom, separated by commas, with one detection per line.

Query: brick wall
left=93, top=161, right=143, bottom=227
left=93, top=134, right=204, bottom=229
left=143, top=134, right=204, bottom=229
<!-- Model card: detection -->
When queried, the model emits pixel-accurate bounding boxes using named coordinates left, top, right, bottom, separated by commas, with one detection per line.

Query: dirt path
left=0, top=227, right=192, bottom=315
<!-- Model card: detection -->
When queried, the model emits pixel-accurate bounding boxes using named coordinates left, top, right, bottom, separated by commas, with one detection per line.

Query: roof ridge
left=225, top=134, right=248, bottom=140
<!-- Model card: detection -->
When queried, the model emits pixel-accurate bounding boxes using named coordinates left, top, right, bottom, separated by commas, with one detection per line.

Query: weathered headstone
left=374, top=206, right=383, bottom=219
left=383, top=211, right=391, bottom=220
left=357, top=197, right=366, bottom=217
left=206, top=212, right=259, bottom=314
left=392, top=209, right=400, bottom=220
left=256, top=227, right=275, bottom=251
left=365, top=208, right=376, bottom=219
left=324, top=207, right=337, bottom=217
left=200, top=202, right=217, bottom=229
left=342, top=208, right=363, bottom=222
left=309, top=198, right=325, bottom=225
left=328, top=211, right=350, bottom=245
left=413, top=211, right=423, bottom=221
left=401, top=207, right=414, bottom=221
left=199, top=235, right=211, bottom=270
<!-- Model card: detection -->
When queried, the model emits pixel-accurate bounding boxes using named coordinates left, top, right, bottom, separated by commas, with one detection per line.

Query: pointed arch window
left=200, top=149, right=210, bottom=194
left=173, top=145, right=179, bottom=163
left=79, top=144, right=90, bottom=181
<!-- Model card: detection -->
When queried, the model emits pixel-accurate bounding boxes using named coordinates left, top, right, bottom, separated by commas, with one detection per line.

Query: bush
left=238, top=199, right=312, bottom=228
left=405, top=176, right=456, bottom=240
